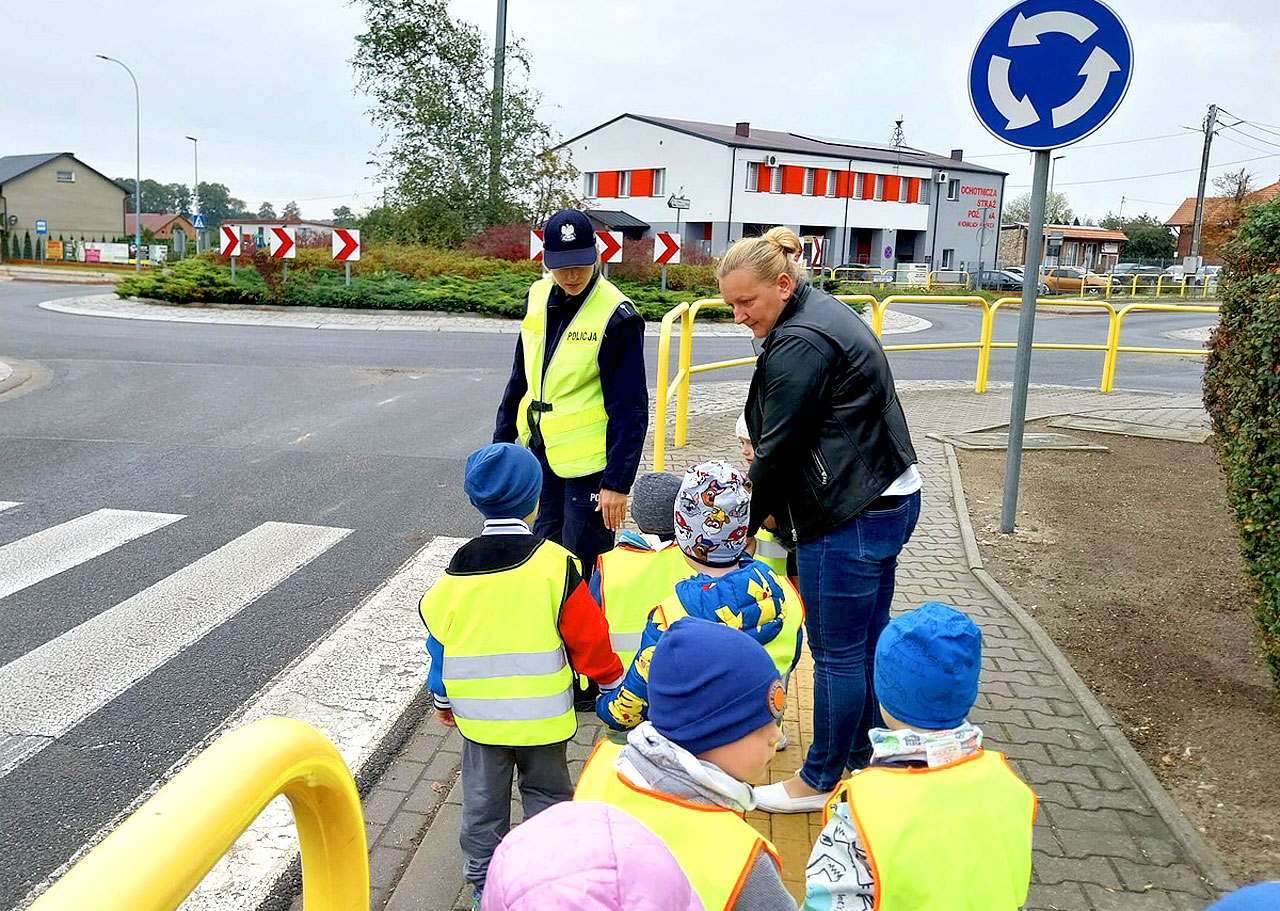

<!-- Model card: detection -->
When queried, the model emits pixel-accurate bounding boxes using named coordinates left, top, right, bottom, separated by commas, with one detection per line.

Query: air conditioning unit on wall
left=935, top=171, right=949, bottom=183
left=766, top=155, right=778, bottom=167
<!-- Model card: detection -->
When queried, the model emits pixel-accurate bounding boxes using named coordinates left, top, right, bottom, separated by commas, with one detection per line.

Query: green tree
left=257, top=202, right=278, bottom=220
left=1097, top=212, right=1176, bottom=261
left=116, top=178, right=177, bottom=213
left=282, top=200, right=302, bottom=221
left=196, top=182, right=247, bottom=230
left=332, top=205, right=356, bottom=227
left=1002, top=191, right=1074, bottom=225
left=23, top=231, right=32, bottom=259
left=11, top=233, right=20, bottom=260
left=352, top=0, right=574, bottom=245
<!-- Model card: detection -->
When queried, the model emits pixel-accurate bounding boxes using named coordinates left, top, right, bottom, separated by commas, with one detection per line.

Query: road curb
left=0, top=355, right=50, bottom=402
left=942, top=442, right=1237, bottom=896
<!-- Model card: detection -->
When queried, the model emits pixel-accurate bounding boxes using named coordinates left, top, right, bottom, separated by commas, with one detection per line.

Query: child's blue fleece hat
left=648, top=616, right=783, bottom=756
left=874, top=602, right=982, bottom=730
left=463, top=443, right=542, bottom=519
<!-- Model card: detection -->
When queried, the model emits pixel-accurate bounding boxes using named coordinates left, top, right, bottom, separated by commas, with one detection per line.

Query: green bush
left=117, top=257, right=266, bottom=305
left=23, top=232, right=32, bottom=260
left=1203, top=194, right=1280, bottom=690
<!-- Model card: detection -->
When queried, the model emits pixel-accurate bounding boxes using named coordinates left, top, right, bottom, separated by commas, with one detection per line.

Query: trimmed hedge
left=1203, top=194, right=1280, bottom=690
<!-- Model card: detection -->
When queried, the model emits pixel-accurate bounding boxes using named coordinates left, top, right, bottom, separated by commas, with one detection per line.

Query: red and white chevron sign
left=809, top=235, right=824, bottom=267
left=596, top=230, right=623, bottom=264
left=219, top=225, right=240, bottom=257
left=653, top=232, right=681, bottom=265
left=529, top=229, right=545, bottom=262
left=332, top=228, right=361, bottom=262
left=269, top=226, right=296, bottom=260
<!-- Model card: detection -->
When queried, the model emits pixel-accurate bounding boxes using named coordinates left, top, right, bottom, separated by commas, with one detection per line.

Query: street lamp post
left=185, top=136, right=199, bottom=253
left=96, top=54, right=142, bottom=273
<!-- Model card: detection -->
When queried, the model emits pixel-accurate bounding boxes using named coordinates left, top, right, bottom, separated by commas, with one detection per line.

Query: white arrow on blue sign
left=192, top=213, right=206, bottom=229
left=968, top=0, right=1132, bottom=151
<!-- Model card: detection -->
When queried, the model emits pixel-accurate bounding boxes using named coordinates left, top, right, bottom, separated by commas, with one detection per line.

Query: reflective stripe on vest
left=753, top=528, right=789, bottom=577
left=598, top=544, right=695, bottom=668
left=516, top=276, right=628, bottom=477
left=835, top=750, right=1036, bottom=911
left=574, top=740, right=779, bottom=911
left=652, top=563, right=803, bottom=680
left=418, top=540, right=578, bottom=746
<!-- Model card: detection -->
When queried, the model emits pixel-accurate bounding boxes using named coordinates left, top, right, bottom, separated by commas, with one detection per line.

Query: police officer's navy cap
left=542, top=210, right=598, bottom=269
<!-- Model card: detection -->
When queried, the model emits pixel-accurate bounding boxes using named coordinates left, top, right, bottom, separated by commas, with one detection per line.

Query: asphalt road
left=0, top=280, right=1214, bottom=907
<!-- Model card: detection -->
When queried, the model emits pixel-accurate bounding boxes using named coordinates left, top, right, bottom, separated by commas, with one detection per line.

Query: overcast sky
left=7, top=0, right=1278, bottom=224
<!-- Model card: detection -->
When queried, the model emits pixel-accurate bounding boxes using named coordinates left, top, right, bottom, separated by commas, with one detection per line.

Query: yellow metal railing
left=653, top=295, right=1220, bottom=467
left=30, top=718, right=368, bottom=911
left=1099, top=302, right=1220, bottom=393
left=926, top=270, right=972, bottom=289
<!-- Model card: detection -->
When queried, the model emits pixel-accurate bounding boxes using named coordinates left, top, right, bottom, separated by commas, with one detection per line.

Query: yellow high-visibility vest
left=575, top=740, right=780, bottom=911
left=598, top=543, right=695, bottom=668
left=516, top=276, right=629, bottom=477
left=651, top=563, right=804, bottom=680
left=418, top=540, right=578, bottom=746
left=752, top=528, right=790, bottom=577
left=826, top=749, right=1036, bottom=911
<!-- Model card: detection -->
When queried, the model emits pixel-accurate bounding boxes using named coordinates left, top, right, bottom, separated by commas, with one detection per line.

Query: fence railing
left=29, top=718, right=368, bottom=911
left=652, top=295, right=1219, bottom=469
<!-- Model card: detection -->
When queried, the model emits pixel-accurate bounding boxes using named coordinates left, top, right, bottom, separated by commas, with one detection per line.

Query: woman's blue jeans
left=796, top=490, right=921, bottom=792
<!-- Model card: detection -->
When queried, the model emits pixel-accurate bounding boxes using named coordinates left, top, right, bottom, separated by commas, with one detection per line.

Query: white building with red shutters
left=559, top=114, right=1008, bottom=273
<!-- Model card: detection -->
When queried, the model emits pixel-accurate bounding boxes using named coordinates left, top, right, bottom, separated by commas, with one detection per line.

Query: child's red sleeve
left=559, top=574, right=624, bottom=688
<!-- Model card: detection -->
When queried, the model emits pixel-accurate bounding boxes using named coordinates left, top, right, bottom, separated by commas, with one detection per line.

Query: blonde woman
left=719, top=228, right=921, bottom=813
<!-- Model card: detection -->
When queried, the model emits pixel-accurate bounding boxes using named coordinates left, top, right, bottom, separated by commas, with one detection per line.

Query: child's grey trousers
left=459, top=738, right=574, bottom=888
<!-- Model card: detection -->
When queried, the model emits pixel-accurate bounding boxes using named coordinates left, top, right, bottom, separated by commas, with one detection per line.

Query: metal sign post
left=968, top=0, right=1133, bottom=533
left=665, top=194, right=689, bottom=293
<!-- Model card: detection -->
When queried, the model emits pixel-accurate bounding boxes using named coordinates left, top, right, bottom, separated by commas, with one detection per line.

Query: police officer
left=494, top=209, right=648, bottom=592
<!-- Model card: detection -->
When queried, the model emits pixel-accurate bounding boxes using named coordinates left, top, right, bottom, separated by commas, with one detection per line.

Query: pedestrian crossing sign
left=192, top=213, right=206, bottom=229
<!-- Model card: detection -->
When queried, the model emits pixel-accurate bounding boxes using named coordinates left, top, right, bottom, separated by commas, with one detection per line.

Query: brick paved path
left=381, top=381, right=1229, bottom=911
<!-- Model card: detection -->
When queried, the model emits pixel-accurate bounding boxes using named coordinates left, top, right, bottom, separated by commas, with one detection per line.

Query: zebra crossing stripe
left=0, top=521, right=352, bottom=777
left=178, top=535, right=465, bottom=911
left=0, top=508, right=185, bottom=601
left=0, top=501, right=20, bottom=515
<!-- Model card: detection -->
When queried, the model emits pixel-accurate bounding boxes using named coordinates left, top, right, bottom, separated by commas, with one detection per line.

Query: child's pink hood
left=481, top=800, right=703, bottom=911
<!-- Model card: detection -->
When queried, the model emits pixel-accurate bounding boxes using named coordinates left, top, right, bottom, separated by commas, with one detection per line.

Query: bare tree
left=1212, top=168, right=1255, bottom=205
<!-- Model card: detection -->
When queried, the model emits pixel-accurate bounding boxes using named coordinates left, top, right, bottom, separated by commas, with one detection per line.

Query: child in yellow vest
left=418, top=443, right=625, bottom=906
left=576, top=616, right=797, bottom=911
left=800, top=602, right=1036, bottom=911
left=595, top=460, right=804, bottom=741
left=588, top=471, right=692, bottom=669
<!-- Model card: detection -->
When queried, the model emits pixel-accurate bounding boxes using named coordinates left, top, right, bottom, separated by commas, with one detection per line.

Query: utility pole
left=488, top=0, right=508, bottom=222
left=185, top=136, right=199, bottom=252
left=1189, top=104, right=1218, bottom=265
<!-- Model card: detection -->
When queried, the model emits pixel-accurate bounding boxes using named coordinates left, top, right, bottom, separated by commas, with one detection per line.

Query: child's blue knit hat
left=874, top=602, right=982, bottom=730
left=648, top=617, right=783, bottom=756
left=463, top=443, right=542, bottom=520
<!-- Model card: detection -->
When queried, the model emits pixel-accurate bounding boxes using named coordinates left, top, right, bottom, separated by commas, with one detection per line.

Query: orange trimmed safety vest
left=824, top=749, right=1036, bottom=911
left=597, top=543, right=696, bottom=668
left=575, top=740, right=780, bottom=911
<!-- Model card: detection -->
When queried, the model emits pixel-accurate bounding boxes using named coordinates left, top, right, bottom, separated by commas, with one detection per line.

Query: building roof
left=586, top=209, right=650, bottom=231
left=1166, top=180, right=1280, bottom=227
left=1001, top=223, right=1129, bottom=242
left=126, top=213, right=194, bottom=233
left=0, top=152, right=124, bottom=190
left=561, top=114, right=1007, bottom=177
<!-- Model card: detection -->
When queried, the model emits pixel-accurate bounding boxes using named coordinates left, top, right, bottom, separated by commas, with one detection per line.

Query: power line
left=1219, top=122, right=1280, bottom=152
left=966, top=131, right=1191, bottom=159
left=1005, top=151, right=1280, bottom=189
left=1217, top=131, right=1280, bottom=156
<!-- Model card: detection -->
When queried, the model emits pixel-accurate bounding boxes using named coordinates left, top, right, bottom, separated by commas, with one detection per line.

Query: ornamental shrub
left=1203, top=194, right=1280, bottom=690
left=23, top=231, right=32, bottom=260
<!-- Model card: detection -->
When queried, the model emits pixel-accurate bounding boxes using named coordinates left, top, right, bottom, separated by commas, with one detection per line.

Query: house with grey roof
left=0, top=153, right=127, bottom=247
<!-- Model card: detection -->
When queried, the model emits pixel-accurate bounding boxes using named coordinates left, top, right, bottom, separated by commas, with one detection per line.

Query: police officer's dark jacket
left=746, top=283, right=917, bottom=545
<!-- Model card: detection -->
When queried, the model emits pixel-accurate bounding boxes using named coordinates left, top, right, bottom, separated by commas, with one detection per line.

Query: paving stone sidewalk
left=371, top=382, right=1229, bottom=911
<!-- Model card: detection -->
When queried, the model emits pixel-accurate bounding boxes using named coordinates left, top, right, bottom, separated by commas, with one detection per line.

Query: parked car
left=976, top=269, right=1050, bottom=296
left=1040, top=266, right=1119, bottom=295
left=1109, top=263, right=1164, bottom=287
